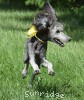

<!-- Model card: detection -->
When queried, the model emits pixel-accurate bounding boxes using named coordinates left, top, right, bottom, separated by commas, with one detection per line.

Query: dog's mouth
left=53, top=38, right=64, bottom=47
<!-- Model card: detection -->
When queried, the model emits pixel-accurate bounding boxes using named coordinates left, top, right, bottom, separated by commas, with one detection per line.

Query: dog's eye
left=56, top=30, right=60, bottom=33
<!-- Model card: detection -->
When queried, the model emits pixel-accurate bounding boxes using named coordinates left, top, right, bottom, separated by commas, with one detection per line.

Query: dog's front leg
left=29, top=58, right=40, bottom=74
left=28, top=57, right=41, bottom=86
left=28, top=43, right=40, bottom=74
left=42, top=57, right=55, bottom=75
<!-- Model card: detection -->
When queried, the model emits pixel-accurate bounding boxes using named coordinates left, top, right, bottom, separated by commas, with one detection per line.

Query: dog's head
left=48, top=22, right=71, bottom=47
left=43, top=2, right=71, bottom=47
left=31, top=2, right=71, bottom=45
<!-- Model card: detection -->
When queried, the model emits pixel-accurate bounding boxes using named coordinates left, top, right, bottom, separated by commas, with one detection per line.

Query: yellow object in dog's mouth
left=27, top=25, right=45, bottom=43
left=27, top=25, right=38, bottom=38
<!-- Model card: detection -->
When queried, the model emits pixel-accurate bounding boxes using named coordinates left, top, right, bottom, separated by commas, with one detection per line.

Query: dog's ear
left=43, top=2, right=57, bottom=23
left=56, top=22, right=64, bottom=30
left=43, top=2, right=55, bottom=15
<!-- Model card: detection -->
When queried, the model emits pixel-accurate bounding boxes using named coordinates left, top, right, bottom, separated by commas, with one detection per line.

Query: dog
left=22, top=2, right=71, bottom=85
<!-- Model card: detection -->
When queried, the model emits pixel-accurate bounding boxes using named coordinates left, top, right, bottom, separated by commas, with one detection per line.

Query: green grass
left=0, top=6, right=84, bottom=100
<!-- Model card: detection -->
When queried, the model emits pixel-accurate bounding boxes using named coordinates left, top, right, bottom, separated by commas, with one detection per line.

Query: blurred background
left=0, top=0, right=84, bottom=9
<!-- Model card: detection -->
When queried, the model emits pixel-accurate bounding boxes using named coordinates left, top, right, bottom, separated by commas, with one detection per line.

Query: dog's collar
left=27, top=25, right=45, bottom=43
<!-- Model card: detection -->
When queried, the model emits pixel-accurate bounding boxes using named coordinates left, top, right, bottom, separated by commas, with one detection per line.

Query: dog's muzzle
left=53, top=37, right=71, bottom=47
left=53, top=38, right=64, bottom=47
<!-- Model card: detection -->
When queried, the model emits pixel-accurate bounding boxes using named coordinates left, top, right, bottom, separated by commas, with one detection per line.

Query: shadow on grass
left=0, top=4, right=40, bottom=32
left=0, top=3, right=38, bottom=11
left=28, top=78, right=81, bottom=99
left=32, top=80, right=64, bottom=99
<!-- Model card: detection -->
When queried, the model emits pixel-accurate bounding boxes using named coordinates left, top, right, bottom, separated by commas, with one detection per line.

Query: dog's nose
left=68, top=38, right=71, bottom=42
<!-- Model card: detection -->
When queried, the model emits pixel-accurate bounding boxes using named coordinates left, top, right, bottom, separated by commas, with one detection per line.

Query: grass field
left=0, top=6, right=84, bottom=100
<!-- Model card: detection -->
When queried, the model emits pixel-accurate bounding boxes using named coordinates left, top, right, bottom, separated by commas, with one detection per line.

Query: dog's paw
left=22, top=73, right=27, bottom=79
left=48, top=71, right=55, bottom=76
left=22, top=69, right=28, bottom=78
left=34, top=70, right=41, bottom=75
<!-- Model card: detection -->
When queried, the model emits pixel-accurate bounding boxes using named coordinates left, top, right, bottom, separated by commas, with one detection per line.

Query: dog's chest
left=35, top=43, right=44, bottom=53
left=34, top=42, right=47, bottom=57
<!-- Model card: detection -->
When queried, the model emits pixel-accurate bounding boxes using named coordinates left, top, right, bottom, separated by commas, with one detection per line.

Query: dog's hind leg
left=22, top=39, right=29, bottom=78
left=42, top=57, right=55, bottom=76
left=22, top=62, right=29, bottom=78
left=22, top=54, right=29, bottom=78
